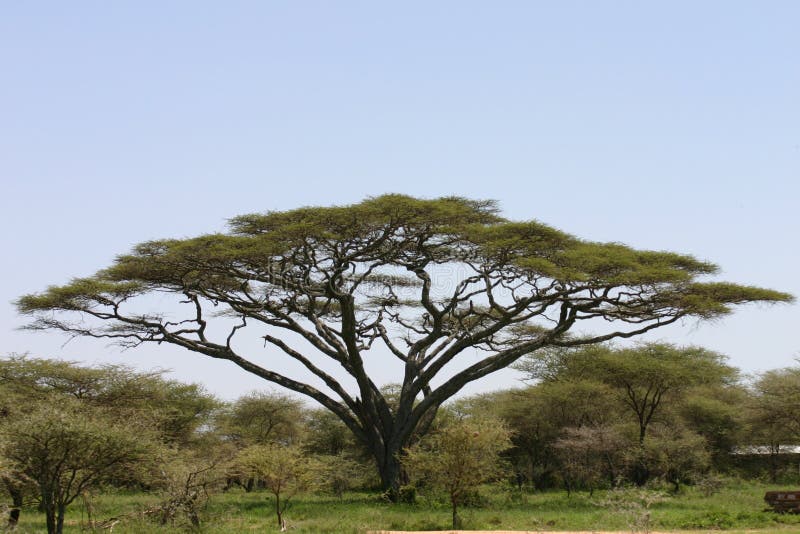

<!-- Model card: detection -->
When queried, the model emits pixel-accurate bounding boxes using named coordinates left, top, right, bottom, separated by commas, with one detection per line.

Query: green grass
left=11, top=481, right=800, bottom=532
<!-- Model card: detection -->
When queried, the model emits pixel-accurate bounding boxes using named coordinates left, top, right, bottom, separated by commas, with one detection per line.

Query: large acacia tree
left=16, top=195, right=792, bottom=494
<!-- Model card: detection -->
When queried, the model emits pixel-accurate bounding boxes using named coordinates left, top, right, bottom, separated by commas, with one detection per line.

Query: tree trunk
left=7, top=508, right=19, bottom=530
left=451, top=497, right=460, bottom=529
left=7, top=484, right=22, bottom=529
left=56, top=504, right=66, bottom=534
left=632, top=463, right=650, bottom=486
left=769, top=444, right=779, bottom=483
left=377, top=449, right=404, bottom=500
left=44, top=503, right=56, bottom=534
left=274, top=492, right=283, bottom=529
left=631, top=445, right=649, bottom=486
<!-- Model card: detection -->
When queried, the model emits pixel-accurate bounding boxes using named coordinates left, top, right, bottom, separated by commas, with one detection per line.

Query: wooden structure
left=765, top=491, right=800, bottom=513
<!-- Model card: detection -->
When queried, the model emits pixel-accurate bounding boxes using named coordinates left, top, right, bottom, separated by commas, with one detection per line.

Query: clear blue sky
left=1, top=1, right=798, bottom=399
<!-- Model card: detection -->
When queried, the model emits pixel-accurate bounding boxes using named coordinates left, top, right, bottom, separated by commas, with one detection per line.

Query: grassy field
left=10, top=481, right=800, bottom=533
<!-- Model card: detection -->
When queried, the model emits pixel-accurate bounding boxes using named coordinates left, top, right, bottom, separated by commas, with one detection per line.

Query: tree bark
left=377, top=450, right=403, bottom=500
left=56, top=504, right=66, bottom=534
left=451, top=497, right=460, bottom=529
left=6, top=483, right=22, bottom=529
left=44, top=501, right=56, bottom=534
left=631, top=447, right=650, bottom=487
left=274, top=492, right=283, bottom=529
left=7, top=508, right=19, bottom=530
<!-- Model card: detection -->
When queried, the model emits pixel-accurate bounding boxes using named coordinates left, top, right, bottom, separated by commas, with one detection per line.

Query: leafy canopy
left=16, top=194, right=793, bottom=483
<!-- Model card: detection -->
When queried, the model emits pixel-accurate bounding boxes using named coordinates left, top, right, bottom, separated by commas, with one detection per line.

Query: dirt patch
left=369, top=531, right=784, bottom=534
left=370, top=531, right=667, bottom=534
left=369, top=531, right=781, bottom=534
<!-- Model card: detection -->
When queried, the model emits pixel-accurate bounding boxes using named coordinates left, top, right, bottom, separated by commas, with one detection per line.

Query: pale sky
left=1, top=1, right=798, bottom=401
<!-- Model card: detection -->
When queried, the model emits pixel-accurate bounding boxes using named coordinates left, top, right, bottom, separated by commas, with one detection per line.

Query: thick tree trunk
left=378, top=451, right=404, bottom=499
left=7, top=508, right=19, bottom=530
left=370, top=408, right=429, bottom=499
left=632, top=462, right=650, bottom=486
left=44, top=504, right=56, bottom=534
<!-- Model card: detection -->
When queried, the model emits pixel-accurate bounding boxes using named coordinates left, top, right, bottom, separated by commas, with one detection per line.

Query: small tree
left=554, top=425, right=627, bottom=495
left=218, top=392, right=306, bottom=448
left=150, top=451, right=226, bottom=530
left=599, top=486, right=668, bottom=534
left=0, top=399, right=157, bottom=534
left=744, top=367, right=800, bottom=481
left=482, top=379, right=620, bottom=490
left=303, top=409, right=360, bottom=456
left=678, top=385, right=748, bottom=470
left=317, top=453, right=371, bottom=498
left=405, top=417, right=511, bottom=529
left=518, top=343, right=737, bottom=485
left=0, top=354, right=219, bottom=448
left=236, top=443, right=321, bottom=531
left=642, top=424, right=710, bottom=492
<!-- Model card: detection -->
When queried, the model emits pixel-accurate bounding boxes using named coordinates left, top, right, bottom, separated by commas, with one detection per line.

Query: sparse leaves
left=405, top=417, right=512, bottom=528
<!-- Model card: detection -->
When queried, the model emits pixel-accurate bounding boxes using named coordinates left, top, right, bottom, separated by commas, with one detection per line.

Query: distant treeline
left=1, top=343, right=799, bottom=532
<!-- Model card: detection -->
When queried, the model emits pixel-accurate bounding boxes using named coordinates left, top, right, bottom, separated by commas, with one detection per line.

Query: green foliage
left=555, top=425, right=628, bottom=494
left=0, top=355, right=219, bottom=447
left=502, top=343, right=748, bottom=488
left=147, top=450, right=227, bottom=530
left=0, top=355, right=223, bottom=532
left=750, top=367, right=800, bottom=440
left=404, top=417, right=512, bottom=528
left=741, top=366, right=800, bottom=481
left=0, top=398, right=158, bottom=534
left=642, top=424, right=711, bottom=491
left=18, top=194, right=791, bottom=335
left=519, top=343, right=736, bottom=440
left=598, top=486, right=669, bottom=533
left=235, top=443, right=323, bottom=529
left=216, top=391, right=305, bottom=448
left=10, top=480, right=800, bottom=533
left=15, top=278, right=143, bottom=313
left=15, top=195, right=792, bottom=494
left=303, top=409, right=359, bottom=456
left=680, top=384, right=748, bottom=465
left=317, top=453, right=373, bottom=498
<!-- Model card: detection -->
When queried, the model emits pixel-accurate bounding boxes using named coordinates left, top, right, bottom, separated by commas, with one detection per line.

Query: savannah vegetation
left=14, top=195, right=791, bottom=497
left=2, top=351, right=800, bottom=532
left=5, top=196, right=796, bottom=532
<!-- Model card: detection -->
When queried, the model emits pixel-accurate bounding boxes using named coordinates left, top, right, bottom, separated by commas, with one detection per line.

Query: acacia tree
left=218, top=392, right=306, bottom=448
left=16, top=195, right=792, bottom=495
left=1, top=399, right=157, bottom=534
left=745, top=367, right=800, bottom=481
left=0, top=355, right=218, bottom=447
left=404, top=417, right=511, bottom=529
left=518, top=343, right=739, bottom=484
left=517, top=343, right=738, bottom=446
left=236, top=443, right=321, bottom=530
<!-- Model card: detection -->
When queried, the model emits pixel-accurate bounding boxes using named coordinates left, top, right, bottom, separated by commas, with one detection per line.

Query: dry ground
left=370, top=530, right=796, bottom=534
